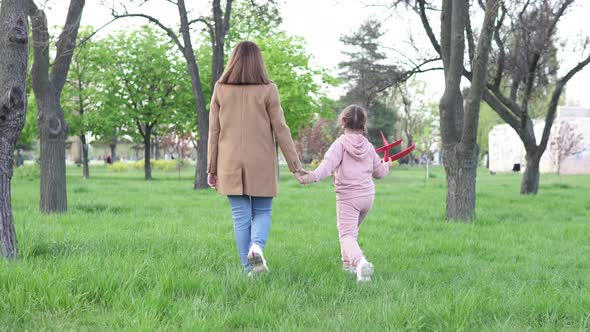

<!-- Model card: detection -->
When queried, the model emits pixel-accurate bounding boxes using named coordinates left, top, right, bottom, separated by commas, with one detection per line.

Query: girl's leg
left=336, top=199, right=364, bottom=267
left=228, top=195, right=252, bottom=271
left=357, top=195, right=375, bottom=227
left=250, top=196, right=273, bottom=250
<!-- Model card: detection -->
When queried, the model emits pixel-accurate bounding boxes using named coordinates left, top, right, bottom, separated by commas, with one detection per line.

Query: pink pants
left=336, top=195, right=374, bottom=267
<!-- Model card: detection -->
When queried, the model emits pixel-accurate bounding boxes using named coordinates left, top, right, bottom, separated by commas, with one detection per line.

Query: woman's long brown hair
left=218, top=41, right=271, bottom=85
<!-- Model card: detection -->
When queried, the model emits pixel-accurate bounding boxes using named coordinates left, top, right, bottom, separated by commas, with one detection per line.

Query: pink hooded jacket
left=309, top=134, right=389, bottom=200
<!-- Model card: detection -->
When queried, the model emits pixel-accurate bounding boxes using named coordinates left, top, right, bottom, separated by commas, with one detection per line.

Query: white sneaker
left=247, top=243, right=269, bottom=274
left=343, top=264, right=356, bottom=275
left=356, top=257, right=374, bottom=282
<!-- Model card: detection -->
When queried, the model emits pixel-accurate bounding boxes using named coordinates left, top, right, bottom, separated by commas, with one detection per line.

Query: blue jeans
left=227, top=195, right=273, bottom=271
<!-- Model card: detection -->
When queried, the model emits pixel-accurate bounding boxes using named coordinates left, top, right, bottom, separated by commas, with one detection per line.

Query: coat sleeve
left=207, top=85, right=220, bottom=174
left=310, top=140, right=343, bottom=182
left=372, top=149, right=390, bottom=179
left=266, top=83, right=302, bottom=173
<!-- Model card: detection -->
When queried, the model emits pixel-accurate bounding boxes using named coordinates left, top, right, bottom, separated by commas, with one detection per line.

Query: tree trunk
left=0, top=0, right=28, bottom=258
left=80, top=133, right=89, bottom=179
left=144, top=126, right=152, bottom=180
left=110, top=137, right=117, bottom=162
left=38, top=108, right=68, bottom=212
left=442, top=144, right=478, bottom=221
left=176, top=0, right=209, bottom=189
left=28, top=0, right=85, bottom=213
left=154, top=133, right=161, bottom=160
left=521, top=149, right=541, bottom=195
left=436, top=0, right=498, bottom=222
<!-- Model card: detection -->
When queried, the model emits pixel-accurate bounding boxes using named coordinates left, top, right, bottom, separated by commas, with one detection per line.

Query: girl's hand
left=207, top=173, right=218, bottom=189
left=294, top=169, right=310, bottom=185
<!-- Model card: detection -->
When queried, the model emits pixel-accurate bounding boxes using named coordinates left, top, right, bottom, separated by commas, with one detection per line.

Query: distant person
left=298, top=105, right=391, bottom=282
left=207, top=41, right=305, bottom=276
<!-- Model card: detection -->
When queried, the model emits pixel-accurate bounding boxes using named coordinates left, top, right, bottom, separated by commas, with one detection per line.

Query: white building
left=488, top=107, right=590, bottom=174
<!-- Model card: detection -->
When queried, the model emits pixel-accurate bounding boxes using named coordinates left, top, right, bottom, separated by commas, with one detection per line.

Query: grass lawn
left=1, top=164, right=589, bottom=330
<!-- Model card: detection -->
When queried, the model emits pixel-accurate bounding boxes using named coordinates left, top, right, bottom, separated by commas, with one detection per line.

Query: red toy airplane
left=375, top=131, right=416, bottom=162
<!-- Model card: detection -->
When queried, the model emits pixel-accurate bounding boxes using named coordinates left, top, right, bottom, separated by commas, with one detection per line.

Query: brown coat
left=207, top=82, right=302, bottom=197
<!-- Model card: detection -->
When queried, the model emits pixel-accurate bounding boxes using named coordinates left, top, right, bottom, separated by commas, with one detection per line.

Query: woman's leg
left=228, top=195, right=252, bottom=270
left=336, top=199, right=364, bottom=267
left=250, top=197, right=273, bottom=250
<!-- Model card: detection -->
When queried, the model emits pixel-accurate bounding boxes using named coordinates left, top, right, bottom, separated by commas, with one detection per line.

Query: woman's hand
left=294, top=169, right=310, bottom=185
left=207, top=173, right=218, bottom=189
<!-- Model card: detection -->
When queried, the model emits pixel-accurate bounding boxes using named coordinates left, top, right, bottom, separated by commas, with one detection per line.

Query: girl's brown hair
left=218, top=41, right=271, bottom=85
left=339, top=104, right=368, bottom=133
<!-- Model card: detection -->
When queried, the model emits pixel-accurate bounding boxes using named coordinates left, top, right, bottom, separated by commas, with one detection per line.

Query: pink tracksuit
left=309, top=134, right=389, bottom=267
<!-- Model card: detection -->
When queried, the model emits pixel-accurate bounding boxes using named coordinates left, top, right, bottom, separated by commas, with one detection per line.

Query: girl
left=299, top=105, right=389, bottom=282
left=207, top=41, right=305, bottom=275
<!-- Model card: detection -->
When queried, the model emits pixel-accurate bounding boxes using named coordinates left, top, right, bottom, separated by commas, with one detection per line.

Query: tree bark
left=521, top=148, right=541, bottom=195
left=144, top=125, right=152, bottom=180
left=438, top=0, right=498, bottom=222
left=80, top=133, right=89, bottom=179
left=109, top=137, right=117, bottom=162
left=28, top=0, right=85, bottom=213
left=442, top=145, right=478, bottom=221
left=0, top=0, right=28, bottom=258
left=154, top=133, right=161, bottom=160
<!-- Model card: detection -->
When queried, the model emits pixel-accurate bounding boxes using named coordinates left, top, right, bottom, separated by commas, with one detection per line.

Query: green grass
left=2, top=165, right=589, bottom=330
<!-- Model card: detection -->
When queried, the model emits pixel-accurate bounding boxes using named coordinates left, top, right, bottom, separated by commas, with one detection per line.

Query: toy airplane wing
left=388, top=143, right=416, bottom=162
left=375, top=138, right=403, bottom=153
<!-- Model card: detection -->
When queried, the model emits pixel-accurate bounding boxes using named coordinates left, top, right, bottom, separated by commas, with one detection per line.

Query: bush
left=108, top=162, right=129, bottom=172
left=132, top=160, right=144, bottom=170
left=152, top=159, right=187, bottom=172
left=13, top=164, right=40, bottom=180
left=131, top=159, right=187, bottom=172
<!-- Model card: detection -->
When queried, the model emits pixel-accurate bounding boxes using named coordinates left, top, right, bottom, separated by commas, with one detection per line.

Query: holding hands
left=294, top=169, right=312, bottom=185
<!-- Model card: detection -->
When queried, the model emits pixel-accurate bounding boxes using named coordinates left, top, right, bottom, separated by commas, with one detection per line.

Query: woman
left=207, top=41, right=305, bottom=275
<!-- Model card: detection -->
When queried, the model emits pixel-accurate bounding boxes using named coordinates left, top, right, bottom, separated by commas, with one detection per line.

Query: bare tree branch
left=539, top=52, right=590, bottom=151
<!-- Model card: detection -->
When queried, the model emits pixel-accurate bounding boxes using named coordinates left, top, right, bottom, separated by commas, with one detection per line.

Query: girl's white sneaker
left=247, top=243, right=269, bottom=274
left=356, top=257, right=374, bottom=282
left=343, top=264, right=356, bottom=275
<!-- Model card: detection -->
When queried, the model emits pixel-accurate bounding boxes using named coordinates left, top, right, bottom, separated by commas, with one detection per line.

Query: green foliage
left=61, top=27, right=102, bottom=142
left=3, top=166, right=590, bottom=329
left=197, top=0, right=337, bottom=137
left=95, top=26, right=194, bottom=144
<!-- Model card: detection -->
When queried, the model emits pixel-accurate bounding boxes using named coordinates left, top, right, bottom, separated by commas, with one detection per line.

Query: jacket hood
left=339, top=134, right=372, bottom=161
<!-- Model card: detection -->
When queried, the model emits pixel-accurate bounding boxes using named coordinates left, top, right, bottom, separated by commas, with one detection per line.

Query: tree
left=99, top=27, right=193, bottom=180
left=435, top=0, right=499, bottom=221
left=550, top=121, right=584, bottom=175
left=339, top=19, right=400, bottom=146
left=481, top=0, right=590, bottom=194
left=391, top=79, right=434, bottom=164
left=295, top=117, right=333, bottom=163
left=27, top=0, right=85, bottom=213
left=109, top=0, right=234, bottom=189
left=0, top=0, right=28, bottom=258
left=62, top=27, right=101, bottom=179
left=196, top=0, right=334, bottom=137
left=409, top=0, right=590, bottom=194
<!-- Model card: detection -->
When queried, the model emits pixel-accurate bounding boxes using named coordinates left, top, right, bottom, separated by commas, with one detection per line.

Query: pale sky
left=43, top=0, right=590, bottom=106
